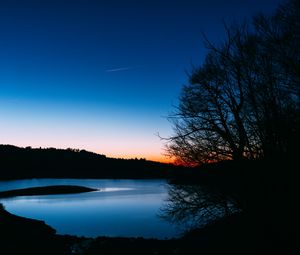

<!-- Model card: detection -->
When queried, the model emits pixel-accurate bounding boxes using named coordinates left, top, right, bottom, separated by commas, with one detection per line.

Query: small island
left=0, top=185, right=97, bottom=198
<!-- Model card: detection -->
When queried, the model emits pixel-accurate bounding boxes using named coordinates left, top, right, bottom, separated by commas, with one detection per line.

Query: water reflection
left=0, top=179, right=180, bottom=239
left=159, top=184, right=241, bottom=230
left=98, top=187, right=135, bottom=192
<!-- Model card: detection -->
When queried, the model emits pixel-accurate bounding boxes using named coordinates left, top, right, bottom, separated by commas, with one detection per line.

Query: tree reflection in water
left=160, top=184, right=241, bottom=230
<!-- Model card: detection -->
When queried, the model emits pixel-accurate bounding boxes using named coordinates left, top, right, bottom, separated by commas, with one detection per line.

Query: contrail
left=105, top=66, right=138, bottom=72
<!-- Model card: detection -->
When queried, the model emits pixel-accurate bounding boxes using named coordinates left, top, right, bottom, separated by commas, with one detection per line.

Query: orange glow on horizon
left=97, top=151, right=174, bottom=164
left=1, top=142, right=173, bottom=164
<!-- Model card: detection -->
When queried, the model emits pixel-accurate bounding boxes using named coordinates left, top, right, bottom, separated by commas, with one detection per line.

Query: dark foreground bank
left=0, top=203, right=64, bottom=255
left=2, top=203, right=297, bottom=255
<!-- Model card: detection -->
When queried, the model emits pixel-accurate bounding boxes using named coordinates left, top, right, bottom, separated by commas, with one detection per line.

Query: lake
left=0, top=179, right=180, bottom=239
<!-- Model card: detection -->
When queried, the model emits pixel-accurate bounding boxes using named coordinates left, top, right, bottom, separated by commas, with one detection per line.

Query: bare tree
left=167, top=26, right=256, bottom=164
left=249, top=0, right=300, bottom=158
left=166, top=0, right=299, bottom=165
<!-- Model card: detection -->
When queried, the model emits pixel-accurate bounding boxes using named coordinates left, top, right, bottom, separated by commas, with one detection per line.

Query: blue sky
left=0, top=0, right=282, bottom=161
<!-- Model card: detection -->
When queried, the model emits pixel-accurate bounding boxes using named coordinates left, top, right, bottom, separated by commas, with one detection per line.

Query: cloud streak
left=105, top=66, right=138, bottom=73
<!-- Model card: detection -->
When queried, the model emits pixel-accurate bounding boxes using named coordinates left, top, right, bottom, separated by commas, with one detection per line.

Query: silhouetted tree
left=249, top=0, right=300, bottom=158
left=166, top=0, right=299, bottom=165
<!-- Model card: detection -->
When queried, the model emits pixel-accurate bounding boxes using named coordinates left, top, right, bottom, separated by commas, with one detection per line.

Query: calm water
left=0, top=179, right=180, bottom=239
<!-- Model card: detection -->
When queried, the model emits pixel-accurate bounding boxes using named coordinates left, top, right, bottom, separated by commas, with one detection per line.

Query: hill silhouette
left=0, top=145, right=177, bottom=180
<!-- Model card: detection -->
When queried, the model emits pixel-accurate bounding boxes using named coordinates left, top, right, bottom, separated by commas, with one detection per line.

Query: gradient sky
left=0, top=0, right=282, bottom=162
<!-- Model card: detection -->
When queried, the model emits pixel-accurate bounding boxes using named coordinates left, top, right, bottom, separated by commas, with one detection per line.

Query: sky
left=0, top=0, right=283, bottom=162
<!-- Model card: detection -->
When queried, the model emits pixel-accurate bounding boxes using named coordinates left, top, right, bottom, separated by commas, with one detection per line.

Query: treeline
left=167, top=0, right=299, bottom=165
left=0, top=145, right=177, bottom=180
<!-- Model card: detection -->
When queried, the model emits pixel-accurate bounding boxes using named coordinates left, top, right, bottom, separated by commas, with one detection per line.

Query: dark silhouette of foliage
left=0, top=144, right=176, bottom=180
left=166, top=0, right=300, bottom=165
